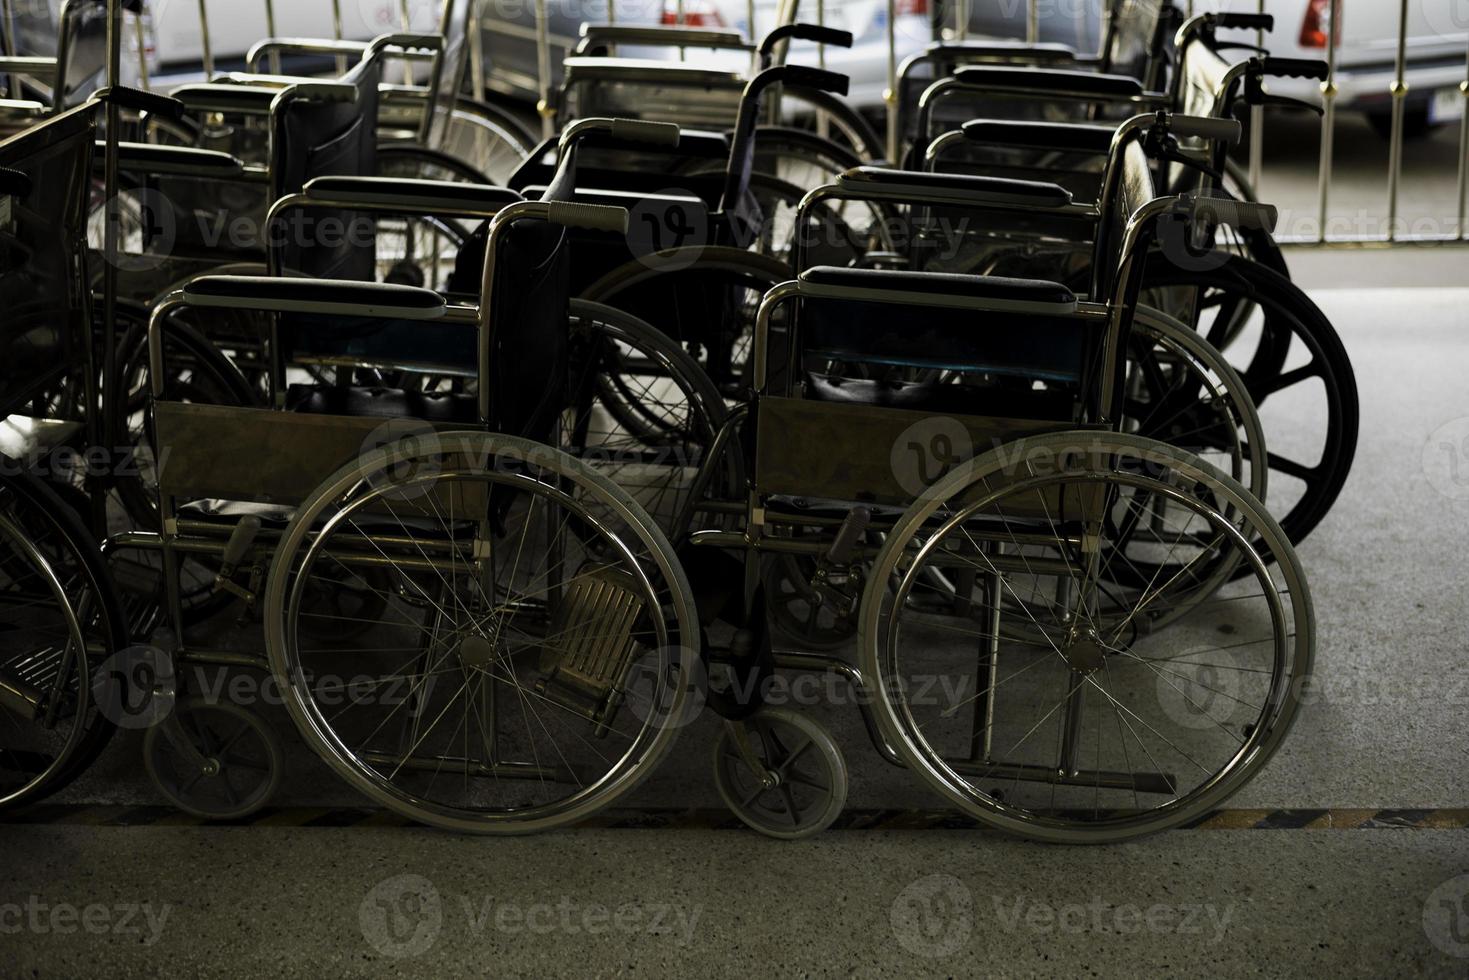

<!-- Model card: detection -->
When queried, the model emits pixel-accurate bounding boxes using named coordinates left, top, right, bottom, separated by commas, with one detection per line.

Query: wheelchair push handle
left=1214, top=13, right=1274, bottom=33
left=1168, top=115, right=1242, bottom=145
left=0, top=166, right=32, bottom=199
left=93, top=86, right=187, bottom=120
left=547, top=202, right=630, bottom=234
left=1261, top=57, right=1329, bottom=82
left=1187, top=195, right=1279, bottom=235
left=760, top=23, right=856, bottom=58
left=609, top=118, right=682, bottom=148
left=753, top=64, right=850, bottom=98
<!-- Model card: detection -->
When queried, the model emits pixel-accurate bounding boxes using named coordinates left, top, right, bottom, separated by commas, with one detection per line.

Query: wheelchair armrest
left=246, top=37, right=370, bottom=72
left=929, top=40, right=1080, bottom=64
left=300, top=176, right=523, bottom=218
left=0, top=56, right=57, bottom=82
left=104, top=142, right=247, bottom=178
left=958, top=119, right=1117, bottom=155
left=576, top=24, right=753, bottom=54
left=838, top=167, right=1076, bottom=210
left=94, top=86, right=187, bottom=119
left=181, top=276, right=446, bottom=320
left=946, top=66, right=1152, bottom=102
left=0, top=99, right=45, bottom=120
left=800, top=266, right=1078, bottom=315
left=170, top=83, right=280, bottom=116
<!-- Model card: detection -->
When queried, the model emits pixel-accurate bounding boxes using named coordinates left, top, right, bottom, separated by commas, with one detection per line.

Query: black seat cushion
left=801, top=266, right=1076, bottom=308
left=840, top=166, right=1074, bottom=208
left=959, top=120, right=1117, bottom=155
left=951, top=66, right=1145, bottom=99
left=285, top=384, right=479, bottom=424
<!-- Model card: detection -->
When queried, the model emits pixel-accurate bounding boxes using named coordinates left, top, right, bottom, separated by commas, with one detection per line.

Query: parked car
left=1217, top=0, right=1469, bottom=139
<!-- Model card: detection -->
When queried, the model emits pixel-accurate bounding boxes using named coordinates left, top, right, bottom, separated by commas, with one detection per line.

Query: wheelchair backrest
left=50, top=0, right=142, bottom=113
left=0, top=104, right=94, bottom=416
left=1100, top=0, right=1176, bottom=84
left=269, top=49, right=384, bottom=283
left=476, top=148, right=575, bottom=443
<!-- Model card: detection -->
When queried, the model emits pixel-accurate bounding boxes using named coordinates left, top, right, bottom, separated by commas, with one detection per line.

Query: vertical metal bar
left=886, top=0, right=898, bottom=162
left=746, top=0, right=755, bottom=43
left=332, top=0, right=348, bottom=73
left=1386, top=0, right=1409, bottom=241
left=1247, top=0, right=1265, bottom=192
left=815, top=0, right=828, bottom=139
left=197, top=0, right=213, bottom=77
left=534, top=0, right=553, bottom=138
left=1458, top=38, right=1469, bottom=240
left=264, top=0, right=281, bottom=74
left=676, top=0, right=685, bottom=25
left=1314, top=0, right=1339, bottom=243
left=469, top=0, right=486, bottom=99
left=1026, top=0, right=1038, bottom=44
left=956, top=0, right=969, bottom=42
left=101, top=0, right=124, bottom=537
left=1, top=0, right=18, bottom=100
left=607, top=0, right=615, bottom=27
left=133, top=6, right=150, bottom=90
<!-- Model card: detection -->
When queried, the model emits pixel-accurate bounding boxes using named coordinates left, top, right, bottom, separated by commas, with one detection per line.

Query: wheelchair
left=664, top=109, right=1314, bottom=841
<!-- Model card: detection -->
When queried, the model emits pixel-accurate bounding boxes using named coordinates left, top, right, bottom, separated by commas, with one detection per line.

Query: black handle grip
left=1169, top=114, right=1243, bottom=144
left=759, top=64, right=850, bottom=97
left=1260, top=57, right=1329, bottom=81
left=0, top=166, right=32, bottom=199
left=760, top=23, right=855, bottom=56
left=1191, top=196, right=1279, bottom=235
left=1215, top=13, right=1274, bottom=32
left=93, top=85, right=186, bottom=120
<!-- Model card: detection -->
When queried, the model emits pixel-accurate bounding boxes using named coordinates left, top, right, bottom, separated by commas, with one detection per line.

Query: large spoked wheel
left=0, top=468, right=126, bottom=810
left=860, top=432, right=1313, bottom=844
left=264, top=432, right=700, bottom=833
left=565, top=301, right=744, bottom=543
left=1142, top=254, right=1358, bottom=547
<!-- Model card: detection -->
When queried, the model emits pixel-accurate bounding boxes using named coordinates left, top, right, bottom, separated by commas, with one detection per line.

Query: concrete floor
left=4, top=278, right=1468, bottom=977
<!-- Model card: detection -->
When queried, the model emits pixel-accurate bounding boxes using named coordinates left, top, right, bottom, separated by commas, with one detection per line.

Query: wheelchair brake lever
left=1144, top=130, right=1223, bottom=183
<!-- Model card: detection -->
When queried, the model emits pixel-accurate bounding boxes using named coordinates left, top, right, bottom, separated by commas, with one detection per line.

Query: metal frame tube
left=197, top=0, right=212, bottom=77
left=1457, top=36, right=1469, bottom=239
left=1386, top=0, right=1410, bottom=241
left=534, top=0, right=552, bottom=138
left=1314, top=0, right=1340, bottom=240
left=885, top=0, right=897, bottom=161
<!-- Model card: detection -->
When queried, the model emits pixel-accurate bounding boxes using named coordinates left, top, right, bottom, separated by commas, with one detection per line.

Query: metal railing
left=890, top=0, right=1469, bottom=247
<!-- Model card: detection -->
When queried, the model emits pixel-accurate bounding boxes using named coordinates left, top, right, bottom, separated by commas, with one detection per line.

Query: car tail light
left=661, top=3, right=727, bottom=27
left=896, top=0, right=930, bottom=14
left=1300, top=0, right=1340, bottom=49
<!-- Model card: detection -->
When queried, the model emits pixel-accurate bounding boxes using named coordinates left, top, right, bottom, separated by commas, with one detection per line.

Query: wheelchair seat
left=839, top=166, right=1075, bottom=208
left=801, top=266, right=1076, bottom=311
left=803, top=374, right=1076, bottom=420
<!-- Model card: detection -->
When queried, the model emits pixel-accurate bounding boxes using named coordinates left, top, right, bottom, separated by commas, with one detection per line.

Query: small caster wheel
left=713, top=708, right=847, bottom=840
left=764, top=555, right=858, bottom=651
left=143, top=697, right=283, bottom=820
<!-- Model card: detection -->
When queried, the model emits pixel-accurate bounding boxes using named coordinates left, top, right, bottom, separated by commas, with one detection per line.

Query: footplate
left=535, top=566, right=646, bottom=735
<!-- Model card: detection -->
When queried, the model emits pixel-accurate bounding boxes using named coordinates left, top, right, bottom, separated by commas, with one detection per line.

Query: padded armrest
left=840, top=167, right=1075, bottom=209
left=182, top=277, right=445, bottom=320
left=928, top=40, right=1080, bottom=63
left=949, top=66, right=1146, bottom=100
left=959, top=120, right=1117, bottom=155
left=169, top=83, right=280, bottom=115
left=302, top=176, right=523, bottom=215
left=577, top=24, right=753, bottom=52
left=106, top=142, right=246, bottom=178
left=801, top=266, right=1077, bottom=313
